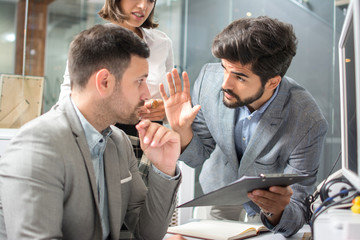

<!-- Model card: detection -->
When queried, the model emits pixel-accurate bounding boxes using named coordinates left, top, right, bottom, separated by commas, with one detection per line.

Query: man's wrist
left=261, top=210, right=282, bottom=226
left=260, top=209, right=274, bottom=218
left=180, top=129, right=193, bottom=152
left=152, top=164, right=180, bottom=180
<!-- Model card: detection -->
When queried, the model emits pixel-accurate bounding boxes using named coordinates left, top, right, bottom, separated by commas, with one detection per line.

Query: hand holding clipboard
left=177, top=173, right=310, bottom=208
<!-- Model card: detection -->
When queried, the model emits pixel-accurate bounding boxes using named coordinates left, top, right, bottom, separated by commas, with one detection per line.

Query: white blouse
left=58, top=26, right=174, bottom=101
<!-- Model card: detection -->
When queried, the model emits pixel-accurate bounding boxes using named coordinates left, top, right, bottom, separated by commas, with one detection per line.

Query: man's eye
left=237, top=76, right=244, bottom=82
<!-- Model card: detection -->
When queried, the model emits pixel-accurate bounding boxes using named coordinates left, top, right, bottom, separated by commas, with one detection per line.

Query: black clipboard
left=177, top=173, right=310, bottom=208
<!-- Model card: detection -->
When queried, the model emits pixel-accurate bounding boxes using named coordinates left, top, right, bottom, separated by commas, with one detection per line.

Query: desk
left=313, top=209, right=360, bottom=240
left=164, top=224, right=311, bottom=240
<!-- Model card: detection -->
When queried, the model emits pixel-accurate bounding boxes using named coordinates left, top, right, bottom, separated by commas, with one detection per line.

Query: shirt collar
left=257, top=84, right=280, bottom=114
left=70, top=98, right=112, bottom=150
left=237, top=84, right=280, bottom=119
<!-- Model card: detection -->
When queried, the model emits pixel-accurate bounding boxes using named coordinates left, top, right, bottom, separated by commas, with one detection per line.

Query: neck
left=71, top=93, right=110, bottom=133
left=247, top=88, right=275, bottom=112
left=113, top=21, right=142, bottom=38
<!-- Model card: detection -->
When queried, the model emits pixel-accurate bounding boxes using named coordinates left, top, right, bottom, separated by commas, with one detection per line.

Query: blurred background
left=0, top=0, right=350, bottom=197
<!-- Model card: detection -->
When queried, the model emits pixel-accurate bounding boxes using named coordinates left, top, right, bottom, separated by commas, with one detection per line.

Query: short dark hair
left=68, top=24, right=150, bottom=90
left=98, top=0, right=158, bottom=29
left=212, top=16, right=297, bottom=85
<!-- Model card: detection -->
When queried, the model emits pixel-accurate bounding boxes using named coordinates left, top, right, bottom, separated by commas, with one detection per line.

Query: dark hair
left=98, top=0, right=158, bottom=29
left=68, top=24, right=150, bottom=90
left=212, top=16, right=297, bottom=85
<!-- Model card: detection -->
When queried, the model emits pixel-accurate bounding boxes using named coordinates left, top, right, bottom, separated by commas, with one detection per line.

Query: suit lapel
left=62, top=96, right=101, bottom=210
left=75, top=136, right=100, bottom=207
left=239, top=114, right=283, bottom=175
left=104, top=139, right=122, bottom=240
left=238, top=79, right=290, bottom=176
left=219, top=92, right=239, bottom=171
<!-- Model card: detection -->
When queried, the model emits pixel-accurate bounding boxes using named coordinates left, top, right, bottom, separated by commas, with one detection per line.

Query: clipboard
left=177, top=173, right=310, bottom=208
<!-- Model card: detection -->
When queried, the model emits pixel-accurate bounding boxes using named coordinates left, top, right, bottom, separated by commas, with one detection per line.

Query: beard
left=114, top=100, right=144, bottom=125
left=222, top=86, right=265, bottom=109
left=106, top=84, right=145, bottom=125
left=126, top=100, right=145, bottom=124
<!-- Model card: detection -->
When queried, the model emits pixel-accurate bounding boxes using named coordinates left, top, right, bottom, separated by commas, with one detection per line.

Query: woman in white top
left=58, top=0, right=174, bottom=181
left=60, top=0, right=173, bottom=116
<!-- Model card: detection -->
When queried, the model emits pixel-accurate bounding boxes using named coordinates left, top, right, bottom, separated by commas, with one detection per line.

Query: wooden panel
left=335, top=0, right=350, bottom=6
left=15, top=0, right=55, bottom=77
left=0, top=74, right=44, bottom=128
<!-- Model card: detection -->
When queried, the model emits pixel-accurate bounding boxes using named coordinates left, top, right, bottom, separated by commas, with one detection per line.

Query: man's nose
left=141, top=82, right=151, bottom=101
left=222, top=72, right=232, bottom=90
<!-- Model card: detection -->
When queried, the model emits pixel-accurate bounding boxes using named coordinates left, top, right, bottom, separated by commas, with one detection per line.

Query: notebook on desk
left=178, top=173, right=310, bottom=208
left=167, top=219, right=269, bottom=240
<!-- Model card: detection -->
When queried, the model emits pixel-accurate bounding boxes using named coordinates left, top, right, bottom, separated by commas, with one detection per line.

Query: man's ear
left=266, top=75, right=281, bottom=91
left=95, top=69, right=115, bottom=97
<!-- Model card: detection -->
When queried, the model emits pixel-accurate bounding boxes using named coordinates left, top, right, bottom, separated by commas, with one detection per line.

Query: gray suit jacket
left=0, top=96, right=180, bottom=240
left=179, top=63, right=328, bottom=237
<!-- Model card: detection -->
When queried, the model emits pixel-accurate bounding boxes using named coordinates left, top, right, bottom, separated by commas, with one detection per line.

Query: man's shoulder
left=196, top=62, right=223, bottom=85
left=192, top=63, right=222, bottom=97
left=13, top=103, right=72, bottom=143
left=201, top=62, right=223, bottom=73
left=282, top=76, right=320, bottom=106
left=1, top=107, right=73, bottom=163
left=280, top=76, right=327, bottom=123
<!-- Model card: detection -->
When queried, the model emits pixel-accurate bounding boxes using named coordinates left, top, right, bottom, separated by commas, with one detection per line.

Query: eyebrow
left=221, top=63, right=249, bottom=78
left=138, top=74, right=148, bottom=79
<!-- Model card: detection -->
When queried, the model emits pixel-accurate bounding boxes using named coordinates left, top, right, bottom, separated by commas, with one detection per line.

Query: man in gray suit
left=161, top=16, right=328, bottom=237
left=0, top=24, right=182, bottom=240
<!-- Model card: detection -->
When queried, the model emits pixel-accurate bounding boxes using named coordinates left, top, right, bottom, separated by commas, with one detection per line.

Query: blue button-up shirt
left=234, top=86, right=279, bottom=217
left=72, top=100, right=111, bottom=240
left=235, top=86, right=279, bottom=161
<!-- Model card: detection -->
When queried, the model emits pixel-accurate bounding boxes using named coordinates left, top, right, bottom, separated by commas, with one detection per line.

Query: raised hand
left=136, top=120, right=180, bottom=176
left=160, top=69, right=201, bottom=149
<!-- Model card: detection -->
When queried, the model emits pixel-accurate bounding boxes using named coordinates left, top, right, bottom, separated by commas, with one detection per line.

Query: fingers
left=166, top=72, right=176, bottom=96
left=173, top=69, right=182, bottom=94
left=144, top=99, right=161, bottom=109
left=140, top=100, right=165, bottom=121
left=247, top=186, right=293, bottom=213
left=136, top=121, right=148, bottom=150
left=140, top=112, right=166, bottom=122
left=251, top=186, right=292, bottom=199
left=159, top=83, right=168, bottom=101
left=269, top=185, right=293, bottom=196
left=143, top=99, right=163, bottom=111
left=190, top=104, right=201, bottom=121
left=182, top=71, right=191, bottom=95
left=165, top=68, right=189, bottom=95
left=136, top=120, right=158, bottom=148
left=136, top=120, right=174, bottom=148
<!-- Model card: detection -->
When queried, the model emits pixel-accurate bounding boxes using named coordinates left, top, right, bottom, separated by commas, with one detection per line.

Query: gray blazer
left=179, top=63, right=328, bottom=237
left=0, top=96, right=180, bottom=240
